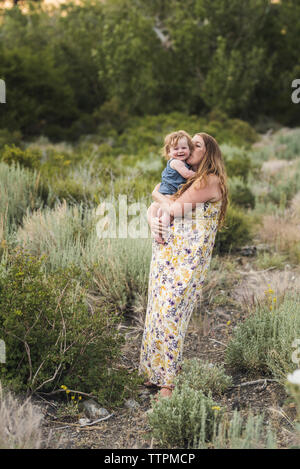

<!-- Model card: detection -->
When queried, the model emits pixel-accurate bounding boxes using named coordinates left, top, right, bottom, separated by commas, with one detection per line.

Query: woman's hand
left=150, top=216, right=170, bottom=239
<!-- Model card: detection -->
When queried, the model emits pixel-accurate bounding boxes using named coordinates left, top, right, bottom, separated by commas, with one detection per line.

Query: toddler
left=151, top=130, right=196, bottom=243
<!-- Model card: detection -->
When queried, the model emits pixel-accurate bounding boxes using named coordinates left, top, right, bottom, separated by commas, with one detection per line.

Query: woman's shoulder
left=192, top=173, right=220, bottom=189
left=190, top=174, right=222, bottom=203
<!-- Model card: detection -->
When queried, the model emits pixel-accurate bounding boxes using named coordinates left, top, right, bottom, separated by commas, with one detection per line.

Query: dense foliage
left=0, top=247, right=142, bottom=405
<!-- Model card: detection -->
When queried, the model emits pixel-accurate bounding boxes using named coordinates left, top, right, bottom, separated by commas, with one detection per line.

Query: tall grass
left=250, top=128, right=300, bottom=164
left=15, top=199, right=152, bottom=318
left=0, top=161, right=48, bottom=241
left=0, top=383, right=44, bottom=449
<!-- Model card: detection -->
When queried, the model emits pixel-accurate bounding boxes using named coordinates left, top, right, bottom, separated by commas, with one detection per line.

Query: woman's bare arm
left=160, top=176, right=221, bottom=218
left=151, top=184, right=175, bottom=204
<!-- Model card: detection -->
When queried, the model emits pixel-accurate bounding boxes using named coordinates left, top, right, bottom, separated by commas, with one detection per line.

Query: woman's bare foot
left=159, top=387, right=173, bottom=398
left=154, top=386, right=173, bottom=401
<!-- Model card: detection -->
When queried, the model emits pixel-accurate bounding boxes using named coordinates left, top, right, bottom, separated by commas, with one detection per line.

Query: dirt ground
left=38, top=271, right=299, bottom=449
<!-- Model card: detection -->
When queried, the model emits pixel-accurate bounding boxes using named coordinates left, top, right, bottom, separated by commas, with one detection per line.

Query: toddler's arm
left=169, top=159, right=196, bottom=179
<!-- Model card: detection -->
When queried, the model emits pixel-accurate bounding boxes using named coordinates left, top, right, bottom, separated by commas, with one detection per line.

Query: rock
left=139, top=390, right=150, bottom=400
left=238, top=245, right=257, bottom=257
left=82, top=399, right=110, bottom=420
left=124, top=398, right=140, bottom=410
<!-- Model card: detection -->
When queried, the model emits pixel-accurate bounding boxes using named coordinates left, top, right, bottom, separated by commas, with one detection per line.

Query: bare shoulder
left=190, top=174, right=222, bottom=203
left=208, top=174, right=220, bottom=184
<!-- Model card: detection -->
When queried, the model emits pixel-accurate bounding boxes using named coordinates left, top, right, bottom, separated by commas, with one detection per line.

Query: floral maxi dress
left=139, top=199, right=222, bottom=388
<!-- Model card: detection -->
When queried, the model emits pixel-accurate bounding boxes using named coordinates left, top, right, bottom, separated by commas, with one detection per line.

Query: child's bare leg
left=148, top=202, right=165, bottom=243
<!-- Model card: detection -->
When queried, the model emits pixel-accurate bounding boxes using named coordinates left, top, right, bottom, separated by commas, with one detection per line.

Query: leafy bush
left=174, top=358, right=233, bottom=397
left=0, top=247, right=136, bottom=406
left=221, top=144, right=260, bottom=182
left=214, top=205, right=255, bottom=254
left=225, top=292, right=300, bottom=383
left=274, top=130, right=300, bottom=161
left=228, top=177, right=256, bottom=209
left=0, top=129, right=22, bottom=152
left=0, top=144, right=41, bottom=170
left=148, top=383, right=277, bottom=449
left=148, top=383, right=224, bottom=448
left=264, top=159, right=300, bottom=209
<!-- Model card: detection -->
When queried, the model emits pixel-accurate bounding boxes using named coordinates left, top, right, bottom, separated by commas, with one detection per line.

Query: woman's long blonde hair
left=173, top=132, right=228, bottom=230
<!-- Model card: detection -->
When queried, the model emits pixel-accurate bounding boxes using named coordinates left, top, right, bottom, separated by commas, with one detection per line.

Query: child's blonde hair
left=162, top=130, right=194, bottom=160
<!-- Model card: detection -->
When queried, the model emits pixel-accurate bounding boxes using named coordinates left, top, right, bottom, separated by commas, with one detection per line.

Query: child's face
left=169, top=137, right=190, bottom=161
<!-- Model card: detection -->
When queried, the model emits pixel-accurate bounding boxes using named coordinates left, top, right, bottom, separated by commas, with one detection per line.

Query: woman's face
left=187, top=134, right=206, bottom=167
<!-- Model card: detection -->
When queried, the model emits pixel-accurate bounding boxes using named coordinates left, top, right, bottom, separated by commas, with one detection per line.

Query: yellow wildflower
left=226, top=320, right=231, bottom=326
left=212, top=406, right=221, bottom=411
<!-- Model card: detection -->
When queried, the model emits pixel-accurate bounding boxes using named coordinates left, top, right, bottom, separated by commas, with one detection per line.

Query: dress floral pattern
left=139, top=199, right=222, bottom=387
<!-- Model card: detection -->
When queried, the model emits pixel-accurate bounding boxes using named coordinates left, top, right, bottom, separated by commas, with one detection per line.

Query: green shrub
left=214, top=205, right=255, bottom=254
left=264, top=159, right=300, bottom=208
left=275, top=129, right=300, bottom=161
left=213, top=410, right=277, bottom=449
left=50, top=177, right=91, bottom=204
left=228, top=177, right=256, bottom=209
left=221, top=144, right=260, bottom=182
left=1, top=144, right=41, bottom=170
left=0, top=247, right=136, bottom=406
left=174, top=358, right=233, bottom=397
left=148, top=384, right=277, bottom=449
left=225, top=292, right=300, bottom=383
left=254, top=251, right=288, bottom=270
left=0, top=161, right=49, bottom=239
left=148, top=383, right=224, bottom=448
left=16, top=202, right=152, bottom=318
left=87, top=238, right=152, bottom=319
left=0, top=129, right=23, bottom=152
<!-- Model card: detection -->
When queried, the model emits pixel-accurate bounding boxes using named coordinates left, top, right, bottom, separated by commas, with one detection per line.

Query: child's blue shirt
left=158, top=158, right=192, bottom=195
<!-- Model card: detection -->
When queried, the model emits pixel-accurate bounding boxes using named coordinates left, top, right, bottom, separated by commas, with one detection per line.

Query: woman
left=138, top=132, right=228, bottom=399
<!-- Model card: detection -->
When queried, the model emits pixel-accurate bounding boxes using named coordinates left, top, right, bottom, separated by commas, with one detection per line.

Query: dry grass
left=290, top=192, right=300, bottom=219
left=261, top=159, right=293, bottom=176
left=232, top=266, right=300, bottom=311
left=256, top=210, right=300, bottom=263
left=0, top=383, right=44, bottom=449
